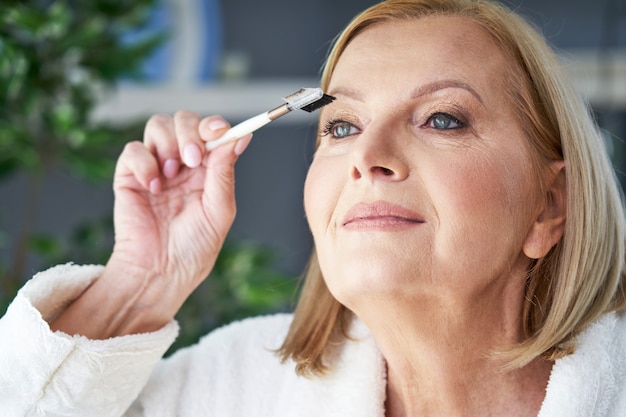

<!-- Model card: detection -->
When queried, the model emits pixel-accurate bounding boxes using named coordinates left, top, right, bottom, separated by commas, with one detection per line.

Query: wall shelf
left=92, top=49, right=626, bottom=126
left=561, top=49, right=626, bottom=109
left=92, top=79, right=321, bottom=125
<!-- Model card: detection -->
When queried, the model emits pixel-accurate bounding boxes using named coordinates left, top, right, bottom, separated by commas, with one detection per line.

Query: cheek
left=429, top=151, right=537, bottom=260
left=304, top=157, right=342, bottom=237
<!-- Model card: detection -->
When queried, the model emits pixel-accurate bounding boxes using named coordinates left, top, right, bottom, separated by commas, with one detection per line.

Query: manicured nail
left=208, top=118, right=229, bottom=131
left=234, top=133, right=253, bottom=155
left=149, top=178, right=161, bottom=194
left=162, top=158, right=179, bottom=178
left=183, top=144, right=202, bottom=168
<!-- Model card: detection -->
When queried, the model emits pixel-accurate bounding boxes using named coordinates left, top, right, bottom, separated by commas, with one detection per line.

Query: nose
left=349, top=125, right=409, bottom=182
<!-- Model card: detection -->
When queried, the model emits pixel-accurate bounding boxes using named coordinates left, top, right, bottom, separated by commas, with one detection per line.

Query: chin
left=322, top=261, right=419, bottom=307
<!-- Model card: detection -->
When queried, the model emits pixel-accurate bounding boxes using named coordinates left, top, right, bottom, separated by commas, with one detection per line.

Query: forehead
left=330, top=16, right=512, bottom=96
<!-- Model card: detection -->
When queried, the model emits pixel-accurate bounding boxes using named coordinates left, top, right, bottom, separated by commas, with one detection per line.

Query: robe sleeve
left=0, top=263, right=178, bottom=417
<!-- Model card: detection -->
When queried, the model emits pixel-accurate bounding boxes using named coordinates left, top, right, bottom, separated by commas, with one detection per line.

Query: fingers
left=115, top=140, right=161, bottom=193
left=120, top=111, right=250, bottom=195
left=173, top=110, right=204, bottom=168
left=143, top=114, right=180, bottom=180
left=199, top=116, right=253, bottom=157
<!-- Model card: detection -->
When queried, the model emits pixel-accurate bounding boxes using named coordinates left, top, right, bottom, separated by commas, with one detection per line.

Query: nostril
left=370, top=166, right=395, bottom=176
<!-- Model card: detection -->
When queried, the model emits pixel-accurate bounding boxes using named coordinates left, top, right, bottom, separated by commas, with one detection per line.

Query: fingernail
left=149, top=178, right=161, bottom=194
left=234, top=133, right=253, bottom=156
left=183, top=144, right=202, bottom=168
left=163, top=158, right=179, bottom=178
left=208, top=119, right=229, bottom=131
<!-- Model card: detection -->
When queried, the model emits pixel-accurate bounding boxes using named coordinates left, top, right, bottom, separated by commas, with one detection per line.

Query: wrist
left=50, top=259, right=180, bottom=339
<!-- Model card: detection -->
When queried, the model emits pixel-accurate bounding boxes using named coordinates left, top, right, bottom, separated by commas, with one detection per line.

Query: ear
left=523, top=161, right=567, bottom=259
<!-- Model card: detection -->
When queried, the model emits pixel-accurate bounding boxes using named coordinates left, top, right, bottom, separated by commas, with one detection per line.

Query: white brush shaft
left=205, top=112, right=271, bottom=150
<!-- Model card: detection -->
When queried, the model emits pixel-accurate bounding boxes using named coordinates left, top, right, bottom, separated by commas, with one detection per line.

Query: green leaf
left=29, top=234, right=64, bottom=259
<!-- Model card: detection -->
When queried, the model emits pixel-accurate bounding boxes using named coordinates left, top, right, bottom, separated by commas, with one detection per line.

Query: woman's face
left=304, top=16, right=547, bottom=310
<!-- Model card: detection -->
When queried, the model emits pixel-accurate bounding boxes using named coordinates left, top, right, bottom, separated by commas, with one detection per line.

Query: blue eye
left=426, top=112, right=465, bottom=129
left=321, top=119, right=360, bottom=139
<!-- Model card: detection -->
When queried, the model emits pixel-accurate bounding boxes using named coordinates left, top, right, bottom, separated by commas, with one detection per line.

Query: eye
left=321, top=119, right=360, bottom=139
left=425, top=112, right=466, bottom=130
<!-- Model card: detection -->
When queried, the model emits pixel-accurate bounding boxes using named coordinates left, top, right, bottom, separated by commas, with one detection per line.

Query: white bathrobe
left=0, top=264, right=625, bottom=417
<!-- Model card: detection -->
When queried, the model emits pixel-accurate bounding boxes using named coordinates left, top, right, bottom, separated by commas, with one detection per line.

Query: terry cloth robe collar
left=538, top=311, right=626, bottom=416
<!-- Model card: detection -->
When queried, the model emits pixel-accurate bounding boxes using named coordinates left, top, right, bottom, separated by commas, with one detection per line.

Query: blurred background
left=0, top=0, right=624, bottom=352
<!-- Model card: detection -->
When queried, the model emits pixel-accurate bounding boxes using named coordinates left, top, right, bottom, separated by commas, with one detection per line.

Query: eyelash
left=320, top=119, right=359, bottom=139
left=321, top=111, right=467, bottom=140
left=424, top=112, right=467, bottom=130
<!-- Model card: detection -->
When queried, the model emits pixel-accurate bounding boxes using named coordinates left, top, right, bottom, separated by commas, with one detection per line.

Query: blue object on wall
left=198, top=0, right=223, bottom=81
left=124, top=0, right=223, bottom=83
left=139, top=3, right=171, bottom=81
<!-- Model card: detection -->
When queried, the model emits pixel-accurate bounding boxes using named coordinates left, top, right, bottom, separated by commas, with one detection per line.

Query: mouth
left=342, top=201, right=426, bottom=230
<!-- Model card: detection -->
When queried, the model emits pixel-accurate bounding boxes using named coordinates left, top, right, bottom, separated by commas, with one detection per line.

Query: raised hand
left=51, top=111, right=252, bottom=338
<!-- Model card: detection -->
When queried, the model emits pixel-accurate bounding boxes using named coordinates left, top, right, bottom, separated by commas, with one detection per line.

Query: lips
left=342, top=201, right=425, bottom=230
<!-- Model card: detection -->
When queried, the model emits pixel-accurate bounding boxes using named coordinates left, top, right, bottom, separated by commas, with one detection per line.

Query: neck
left=384, top=353, right=552, bottom=417
left=354, top=278, right=551, bottom=416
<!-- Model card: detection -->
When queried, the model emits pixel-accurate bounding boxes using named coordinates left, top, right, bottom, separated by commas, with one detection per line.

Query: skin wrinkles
left=328, top=79, right=486, bottom=107
left=319, top=86, right=485, bottom=155
left=305, top=15, right=554, bottom=417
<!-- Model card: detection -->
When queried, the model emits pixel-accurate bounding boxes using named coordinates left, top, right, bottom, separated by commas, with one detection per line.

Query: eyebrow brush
left=205, top=87, right=335, bottom=151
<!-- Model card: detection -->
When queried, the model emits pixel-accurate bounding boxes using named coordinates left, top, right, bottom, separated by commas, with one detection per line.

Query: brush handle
left=205, top=112, right=272, bottom=151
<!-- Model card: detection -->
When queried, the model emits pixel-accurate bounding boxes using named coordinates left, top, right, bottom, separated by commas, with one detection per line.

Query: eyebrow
left=328, top=79, right=484, bottom=105
left=411, top=80, right=484, bottom=105
left=327, top=86, right=365, bottom=101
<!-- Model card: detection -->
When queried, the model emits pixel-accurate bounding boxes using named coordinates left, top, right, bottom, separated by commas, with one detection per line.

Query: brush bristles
left=300, top=94, right=336, bottom=113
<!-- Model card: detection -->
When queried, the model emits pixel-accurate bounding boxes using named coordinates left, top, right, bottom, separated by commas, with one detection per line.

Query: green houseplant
left=0, top=0, right=296, bottom=352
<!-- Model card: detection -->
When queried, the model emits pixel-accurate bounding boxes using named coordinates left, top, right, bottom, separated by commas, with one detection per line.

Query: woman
left=1, top=0, right=625, bottom=416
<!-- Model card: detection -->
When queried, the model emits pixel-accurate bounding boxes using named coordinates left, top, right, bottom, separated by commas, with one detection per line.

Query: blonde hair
left=278, top=0, right=626, bottom=375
